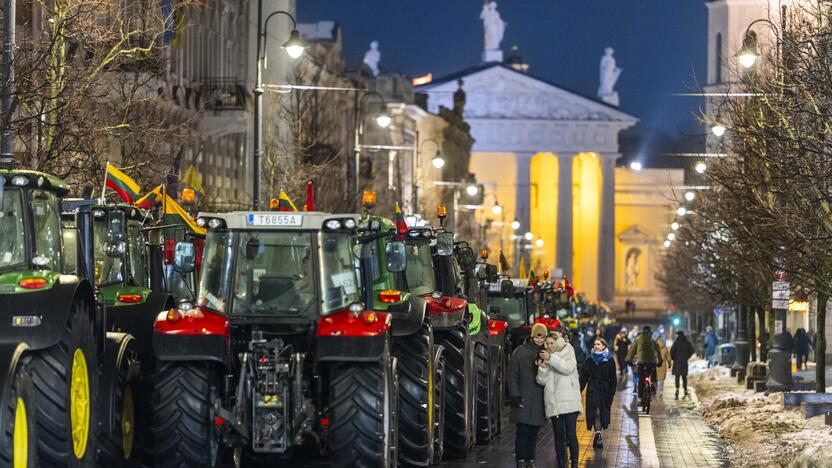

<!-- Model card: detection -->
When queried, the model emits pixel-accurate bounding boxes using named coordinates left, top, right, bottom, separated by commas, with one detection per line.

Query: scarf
left=590, top=348, right=612, bottom=364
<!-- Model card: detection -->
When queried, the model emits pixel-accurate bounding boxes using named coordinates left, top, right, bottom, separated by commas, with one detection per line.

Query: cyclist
left=626, top=326, right=662, bottom=403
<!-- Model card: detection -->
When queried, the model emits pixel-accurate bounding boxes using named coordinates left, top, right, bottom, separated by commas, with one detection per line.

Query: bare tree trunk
left=759, top=307, right=768, bottom=362
left=749, top=305, right=757, bottom=362
left=817, top=292, right=827, bottom=393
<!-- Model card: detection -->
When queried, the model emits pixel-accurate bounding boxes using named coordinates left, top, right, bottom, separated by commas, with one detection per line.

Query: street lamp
left=667, top=232, right=676, bottom=241
left=511, top=219, right=521, bottom=231
left=711, top=124, right=726, bottom=138
left=535, top=238, right=544, bottom=248
left=253, top=9, right=305, bottom=210
left=421, top=138, right=444, bottom=169
left=684, top=191, right=696, bottom=202
left=663, top=240, right=671, bottom=248
left=524, top=231, right=534, bottom=241
left=630, top=161, right=643, bottom=171
left=695, top=162, right=707, bottom=174
left=353, top=90, right=391, bottom=206
left=736, top=22, right=765, bottom=69
left=466, top=184, right=479, bottom=196
left=671, top=222, right=679, bottom=231
left=676, top=207, right=687, bottom=216
left=491, top=202, right=502, bottom=216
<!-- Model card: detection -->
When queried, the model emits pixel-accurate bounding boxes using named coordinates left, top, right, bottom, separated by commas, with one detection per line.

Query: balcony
left=201, top=78, right=248, bottom=111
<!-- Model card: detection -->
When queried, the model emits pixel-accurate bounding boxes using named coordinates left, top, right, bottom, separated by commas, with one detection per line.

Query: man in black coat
left=508, top=323, right=548, bottom=467
left=670, top=331, right=695, bottom=399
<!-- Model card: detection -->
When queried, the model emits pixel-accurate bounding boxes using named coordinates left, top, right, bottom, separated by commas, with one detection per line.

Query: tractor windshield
left=198, top=230, right=360, bottom=315
left=404, top=240, right=436, bottom=296
left=488, top=297, right=527, bottom=327
left=93, top=219, right=124, bottom=286
left=0, top=188, right=24, bottom=271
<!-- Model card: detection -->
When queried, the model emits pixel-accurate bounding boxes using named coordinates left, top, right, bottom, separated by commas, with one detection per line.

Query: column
left=514, top=152, right=534, bottom=273
left=597, top=153, right=618, bottom=303
left=556, top=153, right=573, bottom=280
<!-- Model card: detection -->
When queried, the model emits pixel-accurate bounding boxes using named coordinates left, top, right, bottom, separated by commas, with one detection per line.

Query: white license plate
left=247, top=214, right=302, bottom=227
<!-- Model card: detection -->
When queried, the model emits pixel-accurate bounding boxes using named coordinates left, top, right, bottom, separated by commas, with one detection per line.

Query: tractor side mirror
left=485, top=264, right=498, bottom=282
left=173, top=241, right=196, bottom=273
left=501, top=279, right=515, bottom=298
left=456, top=246, right=476, bottom=270
left=436, top=232, right=454, bottom=256
left=386, top=240, right=407, bottom=272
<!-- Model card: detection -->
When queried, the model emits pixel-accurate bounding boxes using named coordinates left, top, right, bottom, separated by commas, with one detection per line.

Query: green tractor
left=0, top=169, right=143, bottom=467
left=484, top=277, right=536, bottom=357
left=429, top=229, right=507, bottom=449
left=355, top=213, right=445, bottom=465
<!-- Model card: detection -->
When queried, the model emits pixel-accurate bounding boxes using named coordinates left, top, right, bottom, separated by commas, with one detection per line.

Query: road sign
left=772, top=290, right=790, bottom=300
left=772, top=299, right=789, bottom=310
left=772, top=281, right=790, bottom=291
left=774, top=270, right=789, bottom=282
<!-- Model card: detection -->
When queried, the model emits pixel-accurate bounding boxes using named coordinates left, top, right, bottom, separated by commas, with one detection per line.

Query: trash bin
left=717, top=343, right=736, bottom=366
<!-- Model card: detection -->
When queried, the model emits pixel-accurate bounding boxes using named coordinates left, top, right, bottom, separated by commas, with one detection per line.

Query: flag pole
left=100, top=161, right=109, bottom=202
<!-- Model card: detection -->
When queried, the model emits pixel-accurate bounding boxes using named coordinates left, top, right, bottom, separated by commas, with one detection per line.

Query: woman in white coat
left=538, top=331, right=582, bottom=468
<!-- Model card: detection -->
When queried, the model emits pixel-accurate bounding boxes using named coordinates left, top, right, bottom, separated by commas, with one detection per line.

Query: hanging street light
left=711, top=124, right=726, bottom=137
left=511, top=219, right=521, bottom=231
left=685, top=191, right=696, bottom=202
left=466, top=184, right=479, bottom=196
left=491, top=202, right=502, bottom=216
left=695, top=162, right=707, bottom=174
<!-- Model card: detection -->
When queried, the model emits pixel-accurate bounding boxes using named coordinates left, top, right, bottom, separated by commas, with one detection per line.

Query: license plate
left=247, top=214, right=302, bottom=227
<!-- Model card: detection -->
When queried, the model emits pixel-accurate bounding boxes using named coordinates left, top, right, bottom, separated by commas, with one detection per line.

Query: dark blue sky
left=297, top=0, right=708, bottom=137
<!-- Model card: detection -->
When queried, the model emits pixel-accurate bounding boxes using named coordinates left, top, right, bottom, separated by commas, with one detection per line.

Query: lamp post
left=0, top=0, right=14, bottom=166
left=353, top=90, right=391, bottom=209
left=421, top=138, right=444, bottom=169
left=253, top=8, right=305, bottom=210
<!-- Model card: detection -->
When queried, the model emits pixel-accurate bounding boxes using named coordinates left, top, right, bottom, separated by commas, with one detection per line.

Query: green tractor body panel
left=358, top=215, right=412, bottom=311
left=0, top=269, right=60, bottom=294
left=467, top=303, right=483, bottom=336
left=0, top=169, right=70, bottom=196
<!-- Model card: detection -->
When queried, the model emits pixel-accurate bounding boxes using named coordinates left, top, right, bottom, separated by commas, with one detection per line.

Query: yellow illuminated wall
left=469, top=152, right=518, bottom=265
left=573, top=152, right=601, bottom=301
left=530, top=153, right=558, bottom=273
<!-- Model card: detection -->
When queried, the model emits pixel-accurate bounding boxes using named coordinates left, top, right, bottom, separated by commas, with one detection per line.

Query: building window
left=715, top=33, right=722, bottom=84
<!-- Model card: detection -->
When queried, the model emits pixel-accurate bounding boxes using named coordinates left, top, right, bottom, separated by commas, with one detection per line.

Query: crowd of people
left=507, top=321, right=696, bottom=467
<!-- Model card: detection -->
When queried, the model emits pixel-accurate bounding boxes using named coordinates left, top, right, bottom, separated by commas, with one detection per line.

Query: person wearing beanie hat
left=508, top=322, right=547, bottom=467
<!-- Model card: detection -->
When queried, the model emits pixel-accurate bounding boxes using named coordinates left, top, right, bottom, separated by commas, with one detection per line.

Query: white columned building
left=418, top=64, right=637, bottom=302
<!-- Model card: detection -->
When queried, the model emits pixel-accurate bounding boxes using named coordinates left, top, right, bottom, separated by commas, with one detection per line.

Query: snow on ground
left=690, top=364, right=832, bottom=467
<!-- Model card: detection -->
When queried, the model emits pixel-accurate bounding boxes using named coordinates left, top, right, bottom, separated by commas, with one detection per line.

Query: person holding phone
left=508, top=323, right=548, bottom=468
left=537, top=331, right=582, bottom=468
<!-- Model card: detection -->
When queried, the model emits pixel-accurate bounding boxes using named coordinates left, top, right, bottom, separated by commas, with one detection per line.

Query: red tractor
left=149, top=211, right=400, bottom=467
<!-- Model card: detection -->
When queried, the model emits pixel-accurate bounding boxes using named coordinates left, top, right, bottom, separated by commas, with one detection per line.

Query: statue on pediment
left=481, top=2, right=505, bottom=62
left=598, top=47, right=622, bottom=106
left=363, top=41, right=381, bottom=77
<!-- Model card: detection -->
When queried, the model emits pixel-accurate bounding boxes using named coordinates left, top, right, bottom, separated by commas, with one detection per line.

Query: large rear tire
left=435, top=327, right=473, bottom=459
left=474, top=340, right=494, bottom=445
left=329, top=338, right=398, bottom=468
left=430, top=354, right=445, bottom=465
left=392, top=325, right=435, bottom=466
left=150, top=363, right=219, bottom=468
left=98, top=341, right=142, bottom=467
left=31, top=300, right=98, bottom=467
left=0, top=358, right=37, bottom=468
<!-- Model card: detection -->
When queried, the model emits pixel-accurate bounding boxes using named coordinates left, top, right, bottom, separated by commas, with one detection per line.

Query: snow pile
left=691, top=366, right=832, bottom=467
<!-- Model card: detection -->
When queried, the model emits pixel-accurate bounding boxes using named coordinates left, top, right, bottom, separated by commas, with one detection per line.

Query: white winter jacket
left=536, top=342, right=583, bottom=418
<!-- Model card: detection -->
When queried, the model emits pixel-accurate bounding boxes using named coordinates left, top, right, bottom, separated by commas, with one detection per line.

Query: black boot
left=675, top=389, right=679, bottom=400
left=593, top=431, right=603, bottom=449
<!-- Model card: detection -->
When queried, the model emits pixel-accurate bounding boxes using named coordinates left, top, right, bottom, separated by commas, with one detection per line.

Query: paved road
left=282, top=369, right=730, bottom=467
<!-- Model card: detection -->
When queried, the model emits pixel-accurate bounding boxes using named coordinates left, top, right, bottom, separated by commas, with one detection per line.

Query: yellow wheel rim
left=70, top=349, right=90, bottom=460
left=121, top=385, right=134, bottom=459
left=13, top=397, right=27, bottom=468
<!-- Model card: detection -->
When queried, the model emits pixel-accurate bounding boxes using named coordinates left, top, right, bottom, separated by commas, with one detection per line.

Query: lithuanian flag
left=135, top=185, right=162, bottom=209
left=162, top=194, right=206, bottom=235
left=270, top=191, right=298, bottom=212
left=394, top=203, right=408, bottom=239
left=105, top=164, right=141, bottom=203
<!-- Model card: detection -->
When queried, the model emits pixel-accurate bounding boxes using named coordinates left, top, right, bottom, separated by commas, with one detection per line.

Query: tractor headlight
left=10, top=176, right=27, bottom=186
left=196, top=217, right=207, bottom=227
left=344, top=219, right=356, bottom=229
left=325, top=220, right=342, bottom=230
left=207, top=218, right=223, bottom=229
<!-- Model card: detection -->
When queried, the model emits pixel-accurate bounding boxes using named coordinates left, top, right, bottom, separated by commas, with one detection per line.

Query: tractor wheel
left=150, top=363, right=219, bottom=468
left=474, top=341, right=494, bottom=444
left=31, top=300, right=98, bottom=467
left=494, top=351, right=505, bottom=435
left=329, top=338, right=398, bottom=468
left=0, top=358, right=37, bottom=468
left=435, top=327, right=473, bottom=459
left=98, top=342, right=141, bottom=467
left=430, top=354, right=446, bottom=465
left=392, top=325, right=435, bottom=466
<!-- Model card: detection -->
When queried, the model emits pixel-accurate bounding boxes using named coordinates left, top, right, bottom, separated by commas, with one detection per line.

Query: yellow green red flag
left=105, top=164, right=141, bottom=203
left=135, top=185, right=162, bottom=209
left=271, top=191, right=298, bottom=212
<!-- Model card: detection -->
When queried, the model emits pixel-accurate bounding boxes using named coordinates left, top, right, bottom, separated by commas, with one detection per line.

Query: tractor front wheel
left=329, top=338, right=398, bottom=468
left=150, top=363, right=219, bottom=468
left=0, top=358, right=37, bottom=468
left=31, top=300, right=98, bottom=468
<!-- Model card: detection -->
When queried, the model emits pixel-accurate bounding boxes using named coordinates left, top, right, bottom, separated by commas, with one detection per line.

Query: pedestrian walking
left=508, top=323, right=548, bottom=468
left=537, top=331, right=582, bottom=468
left=670, top=330, right=695, bottom=399
left=794, top=328, right=811, bottom=370
left=655, top=335, right=671, bottom=395
left=579, top=337, right=617, bottom=450
left=704, top=326, right=718, bottom=367
left=613, top=328, right=631, bottom=378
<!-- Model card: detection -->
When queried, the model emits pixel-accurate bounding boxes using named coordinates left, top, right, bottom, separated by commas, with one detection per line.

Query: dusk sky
left=297, top=0, right=709, bottom=139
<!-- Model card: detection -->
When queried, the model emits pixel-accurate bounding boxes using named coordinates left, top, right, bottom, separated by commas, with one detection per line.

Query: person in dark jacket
left=508, top=323, right=548, bottom=468
left=793, top=328, right=812, bottom=370
left=613, top=328, right=631, bottom=378
left=670, top=331, right=695, bottom=399
left=579, top=337, right=618, bottom=450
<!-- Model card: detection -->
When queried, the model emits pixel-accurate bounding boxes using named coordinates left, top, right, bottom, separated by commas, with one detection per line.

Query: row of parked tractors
left=0, top=167, right=545, bottom=468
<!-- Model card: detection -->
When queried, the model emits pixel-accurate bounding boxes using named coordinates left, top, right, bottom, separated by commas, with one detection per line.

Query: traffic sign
left=772, top=281, right=790, bottom=291
left=772, top=299, right=789, bottom=309
left=772, top=290, right=790, bottom=300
